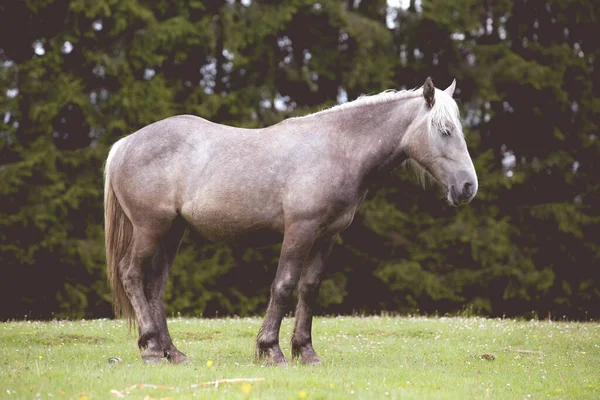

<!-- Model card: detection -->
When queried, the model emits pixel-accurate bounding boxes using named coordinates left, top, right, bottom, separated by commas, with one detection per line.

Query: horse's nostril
left=462, top=182, right=473, bottom=198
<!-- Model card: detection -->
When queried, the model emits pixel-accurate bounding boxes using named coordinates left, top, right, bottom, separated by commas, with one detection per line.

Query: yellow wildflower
left=242, top=383, right=252, bottom=394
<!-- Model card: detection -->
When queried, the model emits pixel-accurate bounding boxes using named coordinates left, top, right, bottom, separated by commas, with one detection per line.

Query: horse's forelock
left=426, top=90, right=462, bottom=136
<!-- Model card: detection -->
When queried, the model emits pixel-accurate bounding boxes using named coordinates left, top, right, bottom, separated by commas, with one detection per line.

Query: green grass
left=1, top=316, right=598, bottom=399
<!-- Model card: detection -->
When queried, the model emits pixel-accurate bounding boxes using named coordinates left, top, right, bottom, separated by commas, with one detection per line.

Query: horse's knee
left=272, top=275, right=296, bottom=302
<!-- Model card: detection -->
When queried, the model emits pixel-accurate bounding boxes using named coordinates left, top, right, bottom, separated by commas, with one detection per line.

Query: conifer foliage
left=1, top=0, right=598, bottom=319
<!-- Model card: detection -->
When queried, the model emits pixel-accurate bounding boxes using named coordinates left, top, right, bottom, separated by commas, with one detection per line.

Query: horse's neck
left=320, top=97, right=420, bottom=182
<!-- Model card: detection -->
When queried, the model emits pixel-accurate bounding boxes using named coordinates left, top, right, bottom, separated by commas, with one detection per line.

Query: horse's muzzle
left=448, top=172, right=477, bottom=206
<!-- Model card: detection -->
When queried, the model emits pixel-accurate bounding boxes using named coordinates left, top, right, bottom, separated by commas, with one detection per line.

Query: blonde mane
left=311, top=88, right=422, bottom=116
left=304, top=84, right=463, bottom=135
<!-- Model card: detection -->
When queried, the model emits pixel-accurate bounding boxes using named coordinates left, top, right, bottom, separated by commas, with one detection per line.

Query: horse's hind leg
left=257, top=221, right=318, bottom=366
left=119, top=228, right=164, bottom=363
left=291, top=235, right=336, bottom=365
left=145, top=216, right=188, bottom=364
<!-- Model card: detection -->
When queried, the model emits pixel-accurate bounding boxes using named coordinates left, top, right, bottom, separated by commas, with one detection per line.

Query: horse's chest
left=320, top=191, right=367, bottom=235
left=326, top=208, right=356, bottom=234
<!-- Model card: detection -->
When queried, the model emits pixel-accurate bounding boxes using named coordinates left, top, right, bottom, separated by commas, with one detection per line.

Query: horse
left=104, top=77, right=477, bottom=365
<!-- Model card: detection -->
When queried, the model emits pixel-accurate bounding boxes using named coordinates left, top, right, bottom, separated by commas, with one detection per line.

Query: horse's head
left=403, top=77, right=478, bottom=206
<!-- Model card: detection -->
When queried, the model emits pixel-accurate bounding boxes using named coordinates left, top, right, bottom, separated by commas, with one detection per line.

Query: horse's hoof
left=266, top=357, right=288, bottom=367
left=293, top=345, right=322, bottom=366
left=166, top=350, right=190, bottom=365
left=256, top=342, right=287, bottom=366
left=301, top=356, right=321, bottom=366
left=142, top=355, right=164, bottom=365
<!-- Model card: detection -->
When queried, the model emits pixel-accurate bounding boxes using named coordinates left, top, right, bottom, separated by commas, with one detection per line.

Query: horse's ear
left=423, top=77, right=435, bottom=107
left=444, top=79, right=456, bottom=96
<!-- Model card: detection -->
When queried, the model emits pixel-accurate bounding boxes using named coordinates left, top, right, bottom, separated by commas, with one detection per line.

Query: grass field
left=1, top=316, right=598, bottom=399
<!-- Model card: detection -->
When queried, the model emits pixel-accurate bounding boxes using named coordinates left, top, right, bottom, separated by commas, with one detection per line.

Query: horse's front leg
left=256, top=221, right=318, bottom=366
left=291, top=235, right=336, bottom=365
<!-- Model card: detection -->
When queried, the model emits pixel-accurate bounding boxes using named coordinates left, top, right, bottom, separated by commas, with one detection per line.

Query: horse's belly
left=193, top=224, right=283, bottom=247
left=181, top=199, right=284, bottom=245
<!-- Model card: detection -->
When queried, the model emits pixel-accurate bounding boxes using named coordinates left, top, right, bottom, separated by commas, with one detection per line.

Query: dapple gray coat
left=104, top=78, right=477, bottom=365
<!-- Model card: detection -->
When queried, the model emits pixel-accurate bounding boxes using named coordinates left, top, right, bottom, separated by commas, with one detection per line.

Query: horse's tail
left=104, top=139, right=135, bottom=328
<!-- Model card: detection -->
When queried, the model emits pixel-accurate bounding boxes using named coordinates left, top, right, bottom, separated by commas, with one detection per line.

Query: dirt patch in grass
left=180, top=331, right=222, bottom=341
left=377, top=328, right=436, bottom=339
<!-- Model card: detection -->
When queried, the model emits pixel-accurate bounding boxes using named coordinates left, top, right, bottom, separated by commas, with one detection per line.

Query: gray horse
left=104, top=77, right=477, bottom=365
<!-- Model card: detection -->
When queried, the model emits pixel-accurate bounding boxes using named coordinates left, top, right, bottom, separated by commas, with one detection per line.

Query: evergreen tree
left=1, top=0, right=598, bottom=319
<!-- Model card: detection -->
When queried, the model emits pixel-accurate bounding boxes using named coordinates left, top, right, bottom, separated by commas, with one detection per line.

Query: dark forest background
left=1, top=0, right=599, bottom=320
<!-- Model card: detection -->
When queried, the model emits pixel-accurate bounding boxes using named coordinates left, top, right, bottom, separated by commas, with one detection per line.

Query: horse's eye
left=441, top=126, right=451, bottom=137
